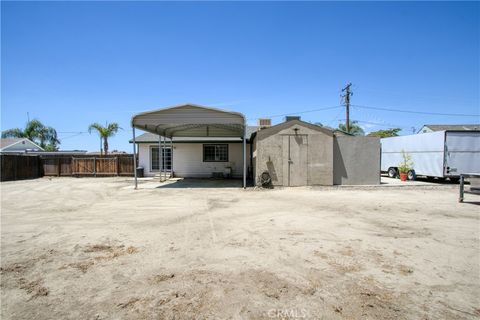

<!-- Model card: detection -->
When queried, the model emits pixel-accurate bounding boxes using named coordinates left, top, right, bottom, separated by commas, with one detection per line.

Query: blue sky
left=2, top=1, right=479, bottom=152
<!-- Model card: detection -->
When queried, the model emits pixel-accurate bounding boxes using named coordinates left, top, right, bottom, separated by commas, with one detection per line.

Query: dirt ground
left=1, top=177, right=479, bottom=319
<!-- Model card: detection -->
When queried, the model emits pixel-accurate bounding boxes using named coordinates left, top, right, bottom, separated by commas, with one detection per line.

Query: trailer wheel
left=449, top=177, right=459, bottom=184
left=407, top=170, right=416, bottom=181
left=388, top=167, right=398, bottom=178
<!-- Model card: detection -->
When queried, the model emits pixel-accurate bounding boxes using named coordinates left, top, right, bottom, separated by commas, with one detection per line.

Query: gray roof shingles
left=0, top=138, right=25, bottom=149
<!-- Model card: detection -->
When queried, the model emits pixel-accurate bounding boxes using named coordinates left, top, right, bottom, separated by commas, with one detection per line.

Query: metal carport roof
left=131, top=104, right=245, bottom=138
left=130, top=103, right=247, bottom=189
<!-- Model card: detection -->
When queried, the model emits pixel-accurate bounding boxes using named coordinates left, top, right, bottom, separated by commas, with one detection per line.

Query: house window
left=150, top=146, right=172, bottom=171
left=203, top=144, right=228, bottom=162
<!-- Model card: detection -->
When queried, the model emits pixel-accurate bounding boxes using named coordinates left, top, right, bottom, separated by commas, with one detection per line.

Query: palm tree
left=1, top=119, right=60, bottom=150
left=338, top=121, right=365, bottom=136
left=38, top=126, right=60, bottom=151
left=88, top=122, right=121, bottom=155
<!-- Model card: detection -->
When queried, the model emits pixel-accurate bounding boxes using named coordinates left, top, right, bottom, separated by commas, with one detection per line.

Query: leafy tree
left=43, top=143, right=58, bottom=152
left=1, top=119, right=60, bottom=150
left=337, top=121, right=365, bottom=136
left=88, top=122, right=121, bottom=155
left=367, top=128, right=401, bottom=138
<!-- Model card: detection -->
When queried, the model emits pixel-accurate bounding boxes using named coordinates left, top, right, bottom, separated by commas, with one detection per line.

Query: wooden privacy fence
left=1, top=154, right=135, bottom=181
left=42, top=157, right=73, bottom=176
left=1, top=154, right=41, bottom=181
left=42, top=155, right=134, bottom=177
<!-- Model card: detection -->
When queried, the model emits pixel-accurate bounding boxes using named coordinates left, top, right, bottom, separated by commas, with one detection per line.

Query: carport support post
left=158, top=135, right=162, bottom=182
left=132, top=126, right=137, bottom=190
left=158, top=136, right=165, bottom=181
left=243, top=128, right=246, bottom=189
left=162, top=135, right=166, bottom=181
left=170, top=138, right=173, bottom=178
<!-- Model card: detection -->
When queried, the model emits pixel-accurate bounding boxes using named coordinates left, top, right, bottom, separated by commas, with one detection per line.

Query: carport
left=131, top=104, right=247, bottom=189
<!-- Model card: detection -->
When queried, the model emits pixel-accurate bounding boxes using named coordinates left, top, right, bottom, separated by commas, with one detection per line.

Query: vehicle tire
left=407, top=170, right=416, bottom=181
left=449, top=177, right=460, bottom=184
left=388, top=167, right=398, bottom=178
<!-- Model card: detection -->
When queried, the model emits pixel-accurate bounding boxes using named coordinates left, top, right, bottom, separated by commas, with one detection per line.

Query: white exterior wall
left=138, top=142, right=250, bottom=178
left=137, top=144, right=157, bottom=177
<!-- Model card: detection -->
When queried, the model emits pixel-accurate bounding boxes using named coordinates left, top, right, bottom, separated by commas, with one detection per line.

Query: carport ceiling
left=131, top=104, right=246, bottom=138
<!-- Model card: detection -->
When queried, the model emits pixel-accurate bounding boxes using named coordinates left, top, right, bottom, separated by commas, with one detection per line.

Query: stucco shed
left=251, top=118, right=380, bottom=186
left=252, top=119, right=335, bottom=186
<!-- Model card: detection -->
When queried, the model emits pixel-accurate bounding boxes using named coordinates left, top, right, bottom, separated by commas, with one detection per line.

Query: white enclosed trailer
left=381, top=130, right=480, bottom=180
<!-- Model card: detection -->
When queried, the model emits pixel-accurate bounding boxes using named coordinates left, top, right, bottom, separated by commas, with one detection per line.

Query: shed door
left=283, top=135, right=308, bottom=186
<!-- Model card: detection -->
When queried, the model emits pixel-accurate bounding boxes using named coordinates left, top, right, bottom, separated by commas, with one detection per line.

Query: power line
left=58, top=133, right=84, bottom=140
left=355, top=86, right=479, bottom=105
left=57, top=131, right=87, bottom=134
left=250, top=105, right=343, bottom=120
left=348, top=119, right=411, bottom=129
left=352, top=104, right=479, bottom=117
left=335, top=119, right=417, bottom=132
left=327, top=108, right=345, bottom=127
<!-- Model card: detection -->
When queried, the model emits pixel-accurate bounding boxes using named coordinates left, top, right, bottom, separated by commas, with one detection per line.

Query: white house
left=0, top=138, right=44, bottom=153
left=132, top=133, right=257, bottom=178
left=131, top=104, right=256, bottom=185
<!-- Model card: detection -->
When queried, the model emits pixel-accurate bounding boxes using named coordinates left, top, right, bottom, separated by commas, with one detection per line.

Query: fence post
left=14, top=155, right=17, bottom=180
left=116, top=157, right=120, bottom=176
left=459, top=175, right=465, bottom=203
left=37, top=156, right=41, bottom=178
left=57, top=157, right=61, bottom=176
left=93, top=157, right=97, bottom=177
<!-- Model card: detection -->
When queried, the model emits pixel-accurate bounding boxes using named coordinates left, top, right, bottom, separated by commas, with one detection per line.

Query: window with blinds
left=203, top=144, right=228, bottom=162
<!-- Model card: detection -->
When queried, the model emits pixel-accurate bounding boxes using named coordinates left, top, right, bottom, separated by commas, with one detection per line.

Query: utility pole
left=341, top=83, right=353, bottom=133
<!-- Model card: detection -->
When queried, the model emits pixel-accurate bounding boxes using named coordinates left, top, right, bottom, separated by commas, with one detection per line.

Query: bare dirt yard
left=1, top=177, right=479, bottom=319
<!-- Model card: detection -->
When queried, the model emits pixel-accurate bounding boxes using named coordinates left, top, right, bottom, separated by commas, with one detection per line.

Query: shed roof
left=131, top=103, right=246, bottom=138
left=255, top=119, right=335, bottom=140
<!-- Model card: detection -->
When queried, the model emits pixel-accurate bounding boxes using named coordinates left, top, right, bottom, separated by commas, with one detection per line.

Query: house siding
left=138, top=142, right=250, bottom=178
